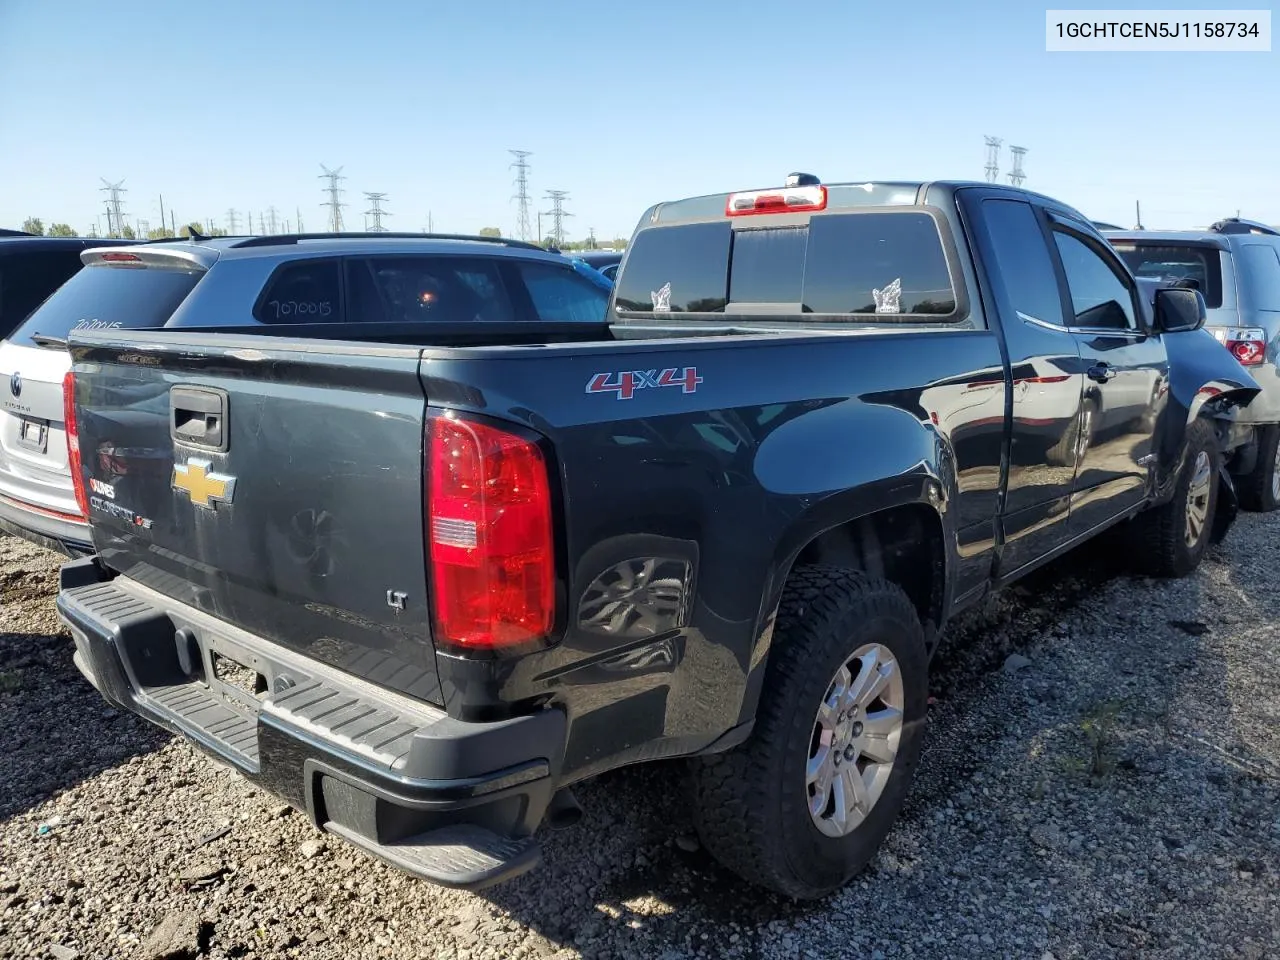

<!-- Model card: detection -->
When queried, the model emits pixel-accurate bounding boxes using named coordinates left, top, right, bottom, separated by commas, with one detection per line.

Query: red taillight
left=99, top=252, right=142, bottom=263
left=62, top=371, right=89, bottom=518
left=427, top=415, right=555, bottom=652
left=725, top=184, right=827, bottom=217
left=1224, top=327, right=1266, bottom=365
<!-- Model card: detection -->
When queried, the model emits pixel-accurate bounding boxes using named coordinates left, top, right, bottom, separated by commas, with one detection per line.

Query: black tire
left=1130, top=418, right=1219, bottom=578
left=1238, top=423, right=1280, bottom=513
left=1046, top=398, right=1096, bottom=468
left=688, top=567, right=928, bottom=899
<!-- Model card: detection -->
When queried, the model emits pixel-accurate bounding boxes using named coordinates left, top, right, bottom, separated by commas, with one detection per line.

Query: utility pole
left=226, top=208, right=240, bottom=234
left=363, top=192, right=390, bottom=232
left=267, top=206, right=280, bottom=234
left=296, top=207, right=304, bottom=234
left=588, top=226, right=597, bottom=249
left=983, top=136, right=1002, bottom=183
left=159, top=194, right=167, bottom=235
left=1135, top=200, right=1144, bottom=230
left=509, top=149, right=533, bottom=241
left=170, top=209, right=177, bottom=236
left=543, top=190, right=571, bottom=247
left=258, top=213, right=266, bottom=235
left=319, top=165, right=346, bottom=232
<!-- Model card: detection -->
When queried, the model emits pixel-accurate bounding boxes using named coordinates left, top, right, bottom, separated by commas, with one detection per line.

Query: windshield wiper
left=30, top=333, right=68, bottom=349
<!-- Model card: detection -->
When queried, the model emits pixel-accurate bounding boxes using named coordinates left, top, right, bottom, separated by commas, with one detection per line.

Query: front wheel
left=1238, top=423, right=1280, bottom=513
left=688, top=567, right=928, bottom=899
left=1131, top=418, right=1219, bottom=578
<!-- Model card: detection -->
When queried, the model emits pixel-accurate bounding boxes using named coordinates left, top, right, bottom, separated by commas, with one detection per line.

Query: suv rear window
left=1109, top=242, right=1224, bottom=309
left=8, top=260, right=204, bottom=348
left=0, top=249, right=86, bottom=339
left=614, top=211, right=958, bottom=319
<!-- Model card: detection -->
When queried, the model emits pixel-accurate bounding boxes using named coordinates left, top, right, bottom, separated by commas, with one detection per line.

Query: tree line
left=19, top=216, right=625, bottom=247
left=20, top=217, right=226, bottom=240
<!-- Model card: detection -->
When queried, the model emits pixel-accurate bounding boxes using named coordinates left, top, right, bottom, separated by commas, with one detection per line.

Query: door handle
left=170, top=386, right=230, bottom=452
left=1086, top=363, right=1116, bottom=384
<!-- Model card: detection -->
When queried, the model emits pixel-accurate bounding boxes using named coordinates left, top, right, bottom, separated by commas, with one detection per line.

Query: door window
left=1052, top=231, right=1138, bottom=330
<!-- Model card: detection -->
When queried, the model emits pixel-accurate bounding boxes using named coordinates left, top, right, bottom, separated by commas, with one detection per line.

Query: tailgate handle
left=171, top=386, right=229, bottom=452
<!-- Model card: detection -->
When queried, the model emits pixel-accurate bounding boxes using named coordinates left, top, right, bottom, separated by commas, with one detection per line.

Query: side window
left=361, top=257, right=513, bottom=323
left=254, top=260, right=341, bottom=324
left=1051, top=230, right=1137, bottom=330
left=978, top=199, right=1067, bottom=328
left=516, top=261, right=608, bottom=322
left=1238, top=244, right=1280, bottom=311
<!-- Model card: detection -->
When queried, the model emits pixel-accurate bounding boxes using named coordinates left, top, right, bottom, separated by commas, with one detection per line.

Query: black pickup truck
left=55, top=178, right=1259, bottom=900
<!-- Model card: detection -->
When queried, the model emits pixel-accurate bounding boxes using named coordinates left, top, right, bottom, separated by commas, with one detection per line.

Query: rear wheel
left=688, top=567, right=928, bottom=899
left=1238, top=423, right=1280, bottom=513
left=1131, top=418, right=1219, bottom=578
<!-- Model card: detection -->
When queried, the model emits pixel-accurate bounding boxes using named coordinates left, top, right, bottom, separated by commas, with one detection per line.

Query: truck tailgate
left=68, top=337, right=443, bottom=704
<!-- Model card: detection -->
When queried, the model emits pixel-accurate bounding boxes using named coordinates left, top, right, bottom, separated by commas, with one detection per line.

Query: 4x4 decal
left=586, top=366, right=703, bottom=400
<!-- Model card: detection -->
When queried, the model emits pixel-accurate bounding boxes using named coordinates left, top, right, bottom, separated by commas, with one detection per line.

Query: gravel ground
left=1, top=515, right=1278, bottom=960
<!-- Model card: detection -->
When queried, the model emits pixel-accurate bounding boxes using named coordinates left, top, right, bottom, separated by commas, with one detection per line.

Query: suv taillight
left=427, top=414, right=555, bottom=652
left=62, top=371, right=89, bottom=517
left=1224, top=327, right=1267, bottom=366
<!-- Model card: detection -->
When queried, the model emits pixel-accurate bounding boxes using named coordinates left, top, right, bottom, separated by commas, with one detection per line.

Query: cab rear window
left=9, top=260, right=204, bottom=348
left=614, top=211, right=959, bottom=320
left=1110, top=242, right=1224, bottom=309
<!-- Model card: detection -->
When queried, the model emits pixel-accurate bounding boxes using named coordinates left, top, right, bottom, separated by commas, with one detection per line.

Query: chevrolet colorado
left=55, top=178, right=1259, bottom=899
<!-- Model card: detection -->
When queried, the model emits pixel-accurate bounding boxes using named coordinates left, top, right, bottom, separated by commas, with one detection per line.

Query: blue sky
left=0, top=0, right=1275, bottom=239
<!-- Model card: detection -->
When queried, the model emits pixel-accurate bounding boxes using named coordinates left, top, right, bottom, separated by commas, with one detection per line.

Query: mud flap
left=1210, top=465, right=1238, bottom=545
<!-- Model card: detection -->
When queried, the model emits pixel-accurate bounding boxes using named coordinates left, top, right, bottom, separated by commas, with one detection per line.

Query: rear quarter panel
left=421, top=327, right=1006, bottom=780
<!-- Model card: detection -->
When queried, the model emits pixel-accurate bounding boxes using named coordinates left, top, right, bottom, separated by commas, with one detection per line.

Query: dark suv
left=0, top=232, right=611, bottom=555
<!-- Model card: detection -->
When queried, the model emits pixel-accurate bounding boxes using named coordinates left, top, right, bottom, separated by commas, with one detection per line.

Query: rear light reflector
left=1223, top=327, right=1266, bottom=366
left=427, top=415, right=555, bottom=651
left=726, top=184, right=827, bottom=217
left=62, top=371, right=89, bottom=518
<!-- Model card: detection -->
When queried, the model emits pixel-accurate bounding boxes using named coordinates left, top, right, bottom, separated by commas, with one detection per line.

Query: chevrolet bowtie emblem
left=173, top=458, right=236, bottom=510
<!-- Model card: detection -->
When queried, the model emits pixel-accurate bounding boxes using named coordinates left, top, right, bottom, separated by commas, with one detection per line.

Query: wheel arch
left=736, top=482, right=951, bottom=729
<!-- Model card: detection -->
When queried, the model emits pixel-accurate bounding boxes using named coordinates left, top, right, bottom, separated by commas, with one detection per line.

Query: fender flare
left=735, top=474, right=951, bottom=728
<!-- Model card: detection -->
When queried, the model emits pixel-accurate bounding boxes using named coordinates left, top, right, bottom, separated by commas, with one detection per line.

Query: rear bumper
left=0, top=496, right=91, bottom=557
left=56, top=556, right=567, bottom=890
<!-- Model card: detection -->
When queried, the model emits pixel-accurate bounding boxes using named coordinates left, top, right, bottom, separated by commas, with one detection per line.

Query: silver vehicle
left=0, top=232, right=611, bottom=554
left=1106, top=218, right=1280, bottom=511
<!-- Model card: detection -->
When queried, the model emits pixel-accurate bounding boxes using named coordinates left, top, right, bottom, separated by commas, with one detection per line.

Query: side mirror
left=1153, top=286, right=1206, bottom=333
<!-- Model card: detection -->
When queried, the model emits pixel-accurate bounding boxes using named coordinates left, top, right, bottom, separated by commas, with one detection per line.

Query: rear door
left=960, top=192, right=1086, bottom=575
left=1045, top=216, right=1166, bottom=533
left=0, top=250, right=206, bottom=525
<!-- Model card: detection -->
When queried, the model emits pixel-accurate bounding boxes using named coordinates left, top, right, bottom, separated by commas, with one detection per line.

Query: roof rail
left=1209, top=217, right=1280, bottom=237
left=229, top=231, right=551, bottom=252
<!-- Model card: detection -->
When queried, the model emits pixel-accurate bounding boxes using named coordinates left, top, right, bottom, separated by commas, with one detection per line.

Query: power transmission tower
left=510, top=150, right=533, bottom=241
left=267, top=206, right=280, bottom=234
left=983, top=136, right=1002, bottom=183
left=363, top=192, right=390, bottom=232
left=319, top=165, right=347, bottom=232
left=296, top=207, right=304, bottom=233
left=100, top=179, right=128, bottom=236
left=1007, top=146, right=1028, bottom=187
left=543, top=190, right=571, bottom=247
left=226, top=208, right=240, bottom=234
left=137, top=218, right=150, bottom=239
